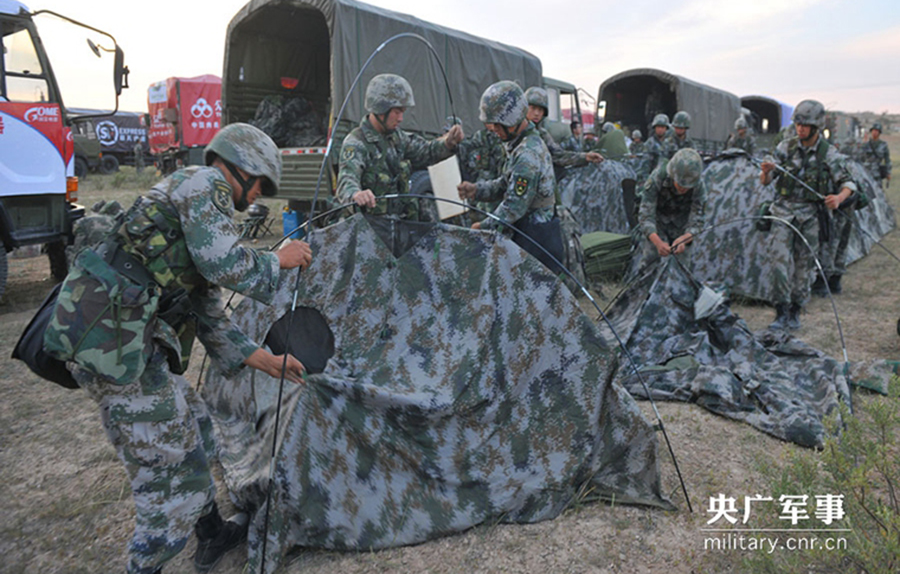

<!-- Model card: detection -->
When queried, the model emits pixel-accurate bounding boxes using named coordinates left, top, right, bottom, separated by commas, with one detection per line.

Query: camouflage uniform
left=636, top=153, right=707, bottom=269
left=724, top=133, right=757, bottom=155
left=859, top=137, right=891, bottom=185
left=663, top=131, right=694, bottom=156
left=768, top=135, right=857, bottom=307
left=644, top=132, right=668, bottom=173
left=456, top=128, right=507, bottom=220
left=560, top=134, right=583, bottom=152
left=72, top=165, right=282, bottom=574
left=336, top=117, right=454, bottom=221
left=536, top=123, right=592, bottom=169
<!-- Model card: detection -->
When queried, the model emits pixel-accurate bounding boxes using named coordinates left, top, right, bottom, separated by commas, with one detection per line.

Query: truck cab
left=0, top=1, right=127, bottom=299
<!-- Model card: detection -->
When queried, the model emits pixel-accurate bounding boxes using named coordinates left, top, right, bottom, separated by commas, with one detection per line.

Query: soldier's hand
left=244, top=348, right=306, bottom=384
left=444, top=125, right=464, bottom=148
left=276, top=240, right=312, bottom=270
left=586, top=152, right=604, bottom=163
left=471, top=221, right=482, bottom=230
left=650, top=234, right=671, bottom=257
left=458, top=181, right=477, bottom=200
left=352, top=189, right=377, bottom=208
left=672, top=233, right=693, bottom=255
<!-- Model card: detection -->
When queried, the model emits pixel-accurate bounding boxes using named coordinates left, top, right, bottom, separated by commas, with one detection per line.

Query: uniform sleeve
left=542, top=128, right=588, bottom=168
left=193, top=285, right=260, bottom=376
left=883, top=142, right=892, bottom=176
left=826, top=148, right=857, bottom=193
left=479, top=154, right=540, bottom=231
left=336, top=133, right=367, bottom=203
left=474, top=174, right=508, bottom=203
left=638, top=167, right=663, bottom=238
left=403, top=132, right=454, bottom=171
left=175, top=171, right=281, bottom=305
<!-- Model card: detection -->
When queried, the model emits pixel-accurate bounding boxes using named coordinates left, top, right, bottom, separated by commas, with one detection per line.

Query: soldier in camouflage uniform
left=664, top=111, right=695, bottom=157
left=458, top=81, right=564, bottom=275
left=630, top=129, right=644, bottom=156
left=635, top=148, right=707, bottom=271
left=860, top=122, right=891, bottom=189
left=337, top=74, right=463, bottom=221
left=644, top=113, right=671, bottom=173
left=595, top=121, right=630, bottom=160
left=63, top=124, right=313, bottom=574
left=524, top=86, right=603, bottom=177
left=560, top=120, right=584, bottom=152
left=760, top=100, right=857, bottom=330
left=444, top=115, right=507, bottom=221
left=725, top=116, right=757, bottom=155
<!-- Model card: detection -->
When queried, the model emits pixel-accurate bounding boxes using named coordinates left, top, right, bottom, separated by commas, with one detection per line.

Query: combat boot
left=194, top=503, right=248, bottom=573
left=787, top=303, right=802, bottom=331
left=810, top=274, right=828, bottom=297
left=769, top=303, right=790, bottom=330
left=827, top=274, right=842, bottom=295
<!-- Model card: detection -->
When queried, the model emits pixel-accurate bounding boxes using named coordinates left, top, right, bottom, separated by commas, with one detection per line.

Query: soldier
left=560, top=120, right=584, bottom=152
left=760, top=100, right=857, bottom=330
left=337, top=74, right=464, bottom=220
left=523, top=86, right=603, bottom=176
left=595, top=121, right=630, bottom=160
left=630, top=129, right=644, bottom=156
left=457, top=81, right=564, bottom=275
left=635, top=148, right=707, bottom=271
left=56, top=124, right=313, bottom=574
left=860, top=122, right=891, bottom=189
left=664, top=110, right=695, bottom=156
left=644, top=113, right=671, bottom=173
left=583, top=127, right=598, bottom=151
left=133, top=141, right=145, bottom=173
left=725, top=116, right=757, bottom=155
left=447, top=115, right=507, bottom=221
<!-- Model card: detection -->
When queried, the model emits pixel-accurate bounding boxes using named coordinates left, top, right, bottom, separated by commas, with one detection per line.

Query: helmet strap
left=373, top=112, right=393, bottom=134
left=223, top=161, right=258, bottom=212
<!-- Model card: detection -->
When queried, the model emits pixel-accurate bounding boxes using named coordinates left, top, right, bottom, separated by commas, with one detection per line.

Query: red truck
left=148, top=74, right=221, bottom=174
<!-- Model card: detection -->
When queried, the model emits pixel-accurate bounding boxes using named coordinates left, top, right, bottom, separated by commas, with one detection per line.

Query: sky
left=20, top=0, right=900, bottom=116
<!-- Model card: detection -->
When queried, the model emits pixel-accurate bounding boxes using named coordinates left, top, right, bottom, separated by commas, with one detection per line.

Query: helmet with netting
left=479, top=81, right=527, bottom=127
left=672, top=111, right=691, bottom=129
left=666, top=148, right=703, bottom=188
left=365, top=74, right=415, bottom=115
left=652, top=113, right=670, bottom=128
left=632, top=129, right=642, bottom=140
left=602, top=121, right=615, bottom=133
left=524, top=86, right=549, bottom=114
left=792, top=100, right=825, bottom=129
left=205, top=123, right=282, bottom=196
left=734, top=116, right=749, bottom=130
left=871, top=122, right=883, bottom=133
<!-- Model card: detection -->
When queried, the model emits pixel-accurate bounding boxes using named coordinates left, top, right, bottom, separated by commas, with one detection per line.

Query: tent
left=202, top=214, right=670, bottom=572
left=558, top=160, right=636, bottom=235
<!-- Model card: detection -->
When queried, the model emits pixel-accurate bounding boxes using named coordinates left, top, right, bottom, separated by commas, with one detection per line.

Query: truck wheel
left=74, top=157, right=89, bottom=179
left=99, top=155, right=119, bottom=174
left=46, top=240, right=69, bottom=281
left=0, top=248, right=7, bottom=301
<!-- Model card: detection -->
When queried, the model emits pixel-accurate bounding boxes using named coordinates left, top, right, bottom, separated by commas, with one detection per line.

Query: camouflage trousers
left=74, top=347, right=217, bottom=574
left=768, top=201, right=820, bottom=306
left=819, top=207, right=853, bottom=277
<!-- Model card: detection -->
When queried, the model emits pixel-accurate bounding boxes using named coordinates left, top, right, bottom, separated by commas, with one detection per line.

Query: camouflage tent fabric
left=601, top=257, right=851, bottom=448
left=688, top=153, right=895, bottom=302
left=558, top=160, right=637, bottom=234
left=201, top=213, right=670, bottom=572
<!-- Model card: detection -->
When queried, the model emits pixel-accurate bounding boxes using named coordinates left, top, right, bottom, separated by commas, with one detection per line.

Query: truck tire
left=74, top=157, right=89, bottom=179
left=0, top=248, right=7, bottom=301
left=100, top=155, right=119, bottom=174
left=46, top=239, right=69, bottom=281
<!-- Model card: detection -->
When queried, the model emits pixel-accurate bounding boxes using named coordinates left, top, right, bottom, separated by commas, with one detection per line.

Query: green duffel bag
left=44, top=245, right=160, bottom=385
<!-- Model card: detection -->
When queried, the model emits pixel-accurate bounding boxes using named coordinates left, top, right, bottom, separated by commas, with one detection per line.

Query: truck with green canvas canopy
left=597, top=68, right=741, bottom=153
left=223, top=0, right=545, bottom=211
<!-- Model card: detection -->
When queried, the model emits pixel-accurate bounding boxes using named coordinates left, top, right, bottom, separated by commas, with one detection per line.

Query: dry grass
left=1, top=138, right=899, bottom=574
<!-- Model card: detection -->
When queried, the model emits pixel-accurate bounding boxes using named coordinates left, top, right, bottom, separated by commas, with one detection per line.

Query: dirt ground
left=1, top=136, right=898, bottom=574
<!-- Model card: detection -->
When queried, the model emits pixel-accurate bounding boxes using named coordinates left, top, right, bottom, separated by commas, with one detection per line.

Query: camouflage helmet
left=792, top=99, right=825, bottom=129
left=205, top=123, right=282, bottom=196
left=443, top=115, right=463, bottom=132
left=871, top=122, right=883, bottom=133
left=524, top=86, right=549, bottom=113
left=479, top=81, right=527, bottom=127
left=666, top=148, right=703, bottom=189
left=672, top=111, right=691, bottom=129
left=365, top=74, right=415, bottom=115
left=632, top=129, right=642, bottom=140
left=651, top=113, right=670, bottom=128
left=734, top=116, right=749, bottom=130
left=602, top=121, right=615, bottom=133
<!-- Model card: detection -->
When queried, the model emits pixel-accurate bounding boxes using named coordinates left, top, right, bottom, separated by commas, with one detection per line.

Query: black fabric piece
left=513, top=215, right=565, bottom=275
left=11, top=283, right=78, bottom=389
left=264, top=307, right=335, bottom=375
left=365, top=214, right=437, bottom=258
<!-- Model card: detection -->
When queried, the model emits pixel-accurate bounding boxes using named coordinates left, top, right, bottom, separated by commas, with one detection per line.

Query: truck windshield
left=1, top=21, right=50, bottom=103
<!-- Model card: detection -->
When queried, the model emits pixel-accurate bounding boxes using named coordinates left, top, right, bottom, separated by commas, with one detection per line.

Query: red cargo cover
left=148, top=74, right=221, bottom=154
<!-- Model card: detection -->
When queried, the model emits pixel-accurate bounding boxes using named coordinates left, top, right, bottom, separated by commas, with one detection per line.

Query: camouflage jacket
left=474, top=122, right=556, bottom=230
left=663, top=132, right=694, bottom=157
left=638, top=158, right=707, bottom=241
left=560, top=135, right=583, bottom=153
left=860, top=138, right=891, bottom=180
left=125, top=167, right=281, bottom=375
left=457, top=128, right=507, bottom=183
left=771, top=136, right=857, bottom=203
left=725, top=133, right=757, bottom=155
left=629, top=141, right=645, bottom=157
left=644, top=134, right=668, bottom=171
left=337, top=117, right=454, bottom=219
left=537, top=123, right=590, bottom=168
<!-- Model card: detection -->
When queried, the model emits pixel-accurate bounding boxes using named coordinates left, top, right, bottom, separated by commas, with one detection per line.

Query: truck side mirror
left=114, top=46, right=129, bottom=95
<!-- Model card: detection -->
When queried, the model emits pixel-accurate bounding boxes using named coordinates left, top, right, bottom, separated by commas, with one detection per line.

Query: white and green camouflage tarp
left=558, top=160, right=636, bottom=234
left=202, top=214, right=670, bottom=572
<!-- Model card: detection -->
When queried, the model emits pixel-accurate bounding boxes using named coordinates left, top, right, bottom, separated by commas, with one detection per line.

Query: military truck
left=71, top=118, right=102, bottom=177
left=596, top=68, right=742, bottom=153
left=223, top=0, right=582, bottom=213
left=0, top=1, right=128, bottom=299
left=740, top=95, right=793, bottom=151
left=69, top=107, right=150, bottom=172
left=148, top=74, right=221, bottom=174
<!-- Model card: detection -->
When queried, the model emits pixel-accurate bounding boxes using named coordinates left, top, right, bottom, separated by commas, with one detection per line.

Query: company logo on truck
left=24, top=105, right=61, bottom=123
left=191, top=98, right=215, bottom=119
left=190, top=97, right=221, bottom=131
left=96, top=120, right=120, bottom=146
